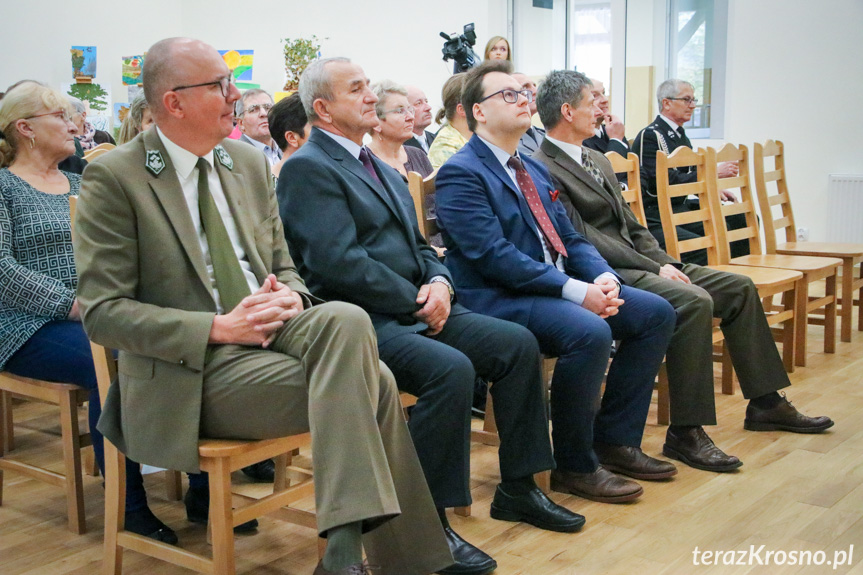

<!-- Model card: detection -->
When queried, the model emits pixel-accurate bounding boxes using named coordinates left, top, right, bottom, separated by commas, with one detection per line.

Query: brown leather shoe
left=744, top=395, right=834, bottom=433
left=663, top=426, right=743, bottom=472
left=313, top=560, right=375, bottom=575
left=550, top=466, right=643, bottom=503
left=594, top=442, right=677, bottom=480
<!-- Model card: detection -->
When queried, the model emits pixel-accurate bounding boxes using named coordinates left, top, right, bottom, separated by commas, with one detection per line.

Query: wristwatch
left=429, top=276, right=455, bottom=301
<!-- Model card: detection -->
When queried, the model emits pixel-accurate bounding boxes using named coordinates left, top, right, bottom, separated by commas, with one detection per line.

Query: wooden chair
left=753, top=139, right=863, bottom=343
left=83, top=143, right=115, bottom=161
left=705, top=143, right=840, bottom=367
left=655, top=146, right=803, bottom=377
left=0, top=375, right=92, bottom=533
left=605, top=151, right=647, bottom=227
left=91, top=342, right=317, bottom=575
left=407, top=169, right=440, bottom=246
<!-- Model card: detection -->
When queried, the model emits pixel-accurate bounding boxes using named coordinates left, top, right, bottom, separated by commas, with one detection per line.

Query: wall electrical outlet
left=797, top=227, right=809, bottom=242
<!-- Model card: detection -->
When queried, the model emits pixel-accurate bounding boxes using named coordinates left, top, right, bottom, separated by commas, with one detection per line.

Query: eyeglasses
left=478, top=88, right=533, bottom=104
left=25, top=110, right=74, bottom=123
left=172, top=75, right=235, bottom=99
left=383, top=106, right=415, bottom=116
left=667, top=96, right=699, bottom=106
left=240, top=103, right=273, bottom=116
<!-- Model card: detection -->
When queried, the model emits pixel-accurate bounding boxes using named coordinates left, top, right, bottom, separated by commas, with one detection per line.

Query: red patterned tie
left=507, top=156, right=568, bottom=261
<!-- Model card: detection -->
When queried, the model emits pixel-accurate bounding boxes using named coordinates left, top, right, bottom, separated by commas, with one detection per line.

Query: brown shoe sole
left=550, top=477, right=643, bottom=503
left=662, top=444, right=743, bottom=473
left=599, top=461, right=678, bottom=481
left=744, top=419, right=834, bottom=434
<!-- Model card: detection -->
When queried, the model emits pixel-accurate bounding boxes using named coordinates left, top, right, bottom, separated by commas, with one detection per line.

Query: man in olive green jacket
left=73, top=37, right=450, bottom=575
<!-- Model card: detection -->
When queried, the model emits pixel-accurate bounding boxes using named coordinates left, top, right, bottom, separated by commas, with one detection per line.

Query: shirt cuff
left=561, top=278, right=588, bottom=306
left=594, top=272, right=622, bottom=292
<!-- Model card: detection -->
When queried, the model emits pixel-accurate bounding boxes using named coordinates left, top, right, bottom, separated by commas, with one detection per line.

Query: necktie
left=196, top=157, right=250, bottom=312
left=677, top=126, right=691, bottom=147
left=358, top=147, right=382, bottom=185
left=507, top=156, right=568, bottom=261
left=582, top=148, right=606, bottom=188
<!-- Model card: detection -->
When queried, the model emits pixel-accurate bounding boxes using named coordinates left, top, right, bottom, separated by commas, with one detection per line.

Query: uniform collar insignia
left=214, top=145, right=233, bottom=170
left=145, top=149, right=165, bottom=176
left=667, top=130, right=676, bottom=139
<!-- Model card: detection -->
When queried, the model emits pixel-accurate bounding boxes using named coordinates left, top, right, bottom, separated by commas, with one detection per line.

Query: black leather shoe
left=437, top=526, right=497, bottom=575
left=241, top=459, right=276, bottom=482
left=663, top=426, right=743, bottom=472
left=184, top=486, right=258, bottom=533
left=594, top=442, right=677, bottom=480
left=489, top=484, right=585, bottom=533
left=125, top=506, right=178, bottom=545
left=744, top=395, right=834, bottom=433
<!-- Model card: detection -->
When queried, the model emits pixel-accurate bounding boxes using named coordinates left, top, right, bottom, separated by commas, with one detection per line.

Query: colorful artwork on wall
left=122, top=55, right=145, bottom=86
left=219, top=49, right=254, bottom=82
left=71, top=46, right=97, bottom=80
left=63, top=82, right=112, bottom=131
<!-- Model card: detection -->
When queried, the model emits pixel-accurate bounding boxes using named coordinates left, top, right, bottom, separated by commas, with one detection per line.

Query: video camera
left=440, top=23, right=481, bottom=74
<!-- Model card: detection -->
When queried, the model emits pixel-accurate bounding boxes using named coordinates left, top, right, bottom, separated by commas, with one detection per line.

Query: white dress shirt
left=157, top=127, right=260, bottom=313
left=241, top=133, right=283, bottom=166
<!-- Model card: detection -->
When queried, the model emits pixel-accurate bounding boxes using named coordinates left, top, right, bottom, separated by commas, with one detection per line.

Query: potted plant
left=283, top=35, right=324, bottom=92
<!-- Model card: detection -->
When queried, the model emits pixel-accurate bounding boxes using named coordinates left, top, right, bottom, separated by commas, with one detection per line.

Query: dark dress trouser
left=621, top=264, right=790, bottom=426
left=520, top=287, right=676, bottom=473
left=377, top=311, right=554, bottom=509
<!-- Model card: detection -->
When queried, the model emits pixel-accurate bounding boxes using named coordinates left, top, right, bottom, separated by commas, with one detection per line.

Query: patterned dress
left=427, top=123, right=469, bottom=169
left=0, top=169, right=79, bottom=369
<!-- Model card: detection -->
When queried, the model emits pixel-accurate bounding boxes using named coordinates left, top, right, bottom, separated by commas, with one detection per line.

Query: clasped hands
left=209, top=274, right=304, bottom=347
left=582, top=276, right=624, bottom=319
left=415, top=281, right=451, bottom=336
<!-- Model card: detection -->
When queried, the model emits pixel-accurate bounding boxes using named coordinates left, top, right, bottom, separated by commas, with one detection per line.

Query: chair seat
left=776, top=242, right=863, bottom=258
left=708, top=264, right=802, bottom=288
left=729, top=254, right=842, bottom=274
left=198, top=436, right=306, bottom=458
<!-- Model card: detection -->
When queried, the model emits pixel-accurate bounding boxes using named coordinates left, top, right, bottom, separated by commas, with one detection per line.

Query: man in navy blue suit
left=436, top=61, right=678, bottom=505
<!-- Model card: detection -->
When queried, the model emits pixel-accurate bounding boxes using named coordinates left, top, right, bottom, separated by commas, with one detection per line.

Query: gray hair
left=536, top=69, right=592, bottom=130
left=298, top=57, right=351, bottom=122
left=656, top=79, right=693, bottom=109
left=67, top=96, right=87, bottom=115
left=371, top=80, right=407, bottom=119
left=235, top=88, right=272, bottom=117
left=117, top=92, right=150, bottom=145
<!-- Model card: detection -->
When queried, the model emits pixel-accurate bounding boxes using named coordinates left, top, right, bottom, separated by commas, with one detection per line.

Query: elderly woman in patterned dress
left=0, top=83, right=173, bottom=542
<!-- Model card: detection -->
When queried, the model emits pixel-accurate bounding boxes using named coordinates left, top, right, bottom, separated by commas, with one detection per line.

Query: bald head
left=143, top=38, right=215, bottom=116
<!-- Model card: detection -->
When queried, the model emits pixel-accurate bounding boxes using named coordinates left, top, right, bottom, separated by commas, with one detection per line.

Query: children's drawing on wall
left=219, top=49, right=255, bottom=87
left=71, top=46, right=97, bottom=80
left=122, top=55, right=145, bottom=86
left=63, top=82, right=112, bottom=132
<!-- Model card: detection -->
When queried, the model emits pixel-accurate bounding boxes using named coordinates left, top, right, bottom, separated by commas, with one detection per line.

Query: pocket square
left=550, top=189, right=560, bottom=202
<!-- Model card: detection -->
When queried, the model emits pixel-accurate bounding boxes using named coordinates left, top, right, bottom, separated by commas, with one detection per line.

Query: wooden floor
left=2, top=319, right=862, bottom=575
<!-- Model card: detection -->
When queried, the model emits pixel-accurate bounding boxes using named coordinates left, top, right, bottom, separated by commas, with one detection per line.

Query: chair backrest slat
left=753, top=139, right=797, bottom=251
left=605, top=151, right=647, bottom=227
left=407, top=169, right=439, bottom=243
left=707, top=142, right=764, bottom=256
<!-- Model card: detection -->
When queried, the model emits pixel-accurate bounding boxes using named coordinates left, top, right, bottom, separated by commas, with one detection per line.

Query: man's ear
left=560, top=102, right=573, bottom=124
left=285, top=131, right=299, bottom=149
left=466, top=102, right=480, bottom=124
left=312, top=98, right=331, bottom=124
left=162, top=91, right=185, bottom=120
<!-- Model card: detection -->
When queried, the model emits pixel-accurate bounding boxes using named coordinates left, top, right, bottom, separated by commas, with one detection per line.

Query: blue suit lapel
left=470, top=136, right=539, bottom=236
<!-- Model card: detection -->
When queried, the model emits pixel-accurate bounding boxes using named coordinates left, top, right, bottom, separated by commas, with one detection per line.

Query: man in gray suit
left=73, top=37, right=450, bottom=575
left=531, top=70, right=834, bottom=473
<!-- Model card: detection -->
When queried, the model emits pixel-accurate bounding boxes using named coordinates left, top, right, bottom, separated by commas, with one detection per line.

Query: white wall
left=0, top=0, right=497, bottom=126
left=719, top=0, right=863, bottom=241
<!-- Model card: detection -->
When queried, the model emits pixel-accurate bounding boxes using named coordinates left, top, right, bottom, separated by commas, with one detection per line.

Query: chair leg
left=656, top=363, right=670, bottom=426
left=209, top=458, right=236, bottom=575
left=781, top=284, right=798, bottom=373
left=824, top=272, right=837, bottom=354
left=274, top=453, right=289, bottom=491
left=857, top=261, right=863, bottom=332
left=794, top=278, right=809, bottom=367
left=720, top=343, right=734, bottom=395
left=59, top=391, right=86, bottom=534
left=840, top=258, right=854, bottom=342
left=165, top=470, right=183, bottom=501
left=102, top=441, right=126, bottom=575
left=454, top=506, right=471, bottom=517
left=82, top=445, right=100, bottom=477
left=1, top=391, right=13, bottom=452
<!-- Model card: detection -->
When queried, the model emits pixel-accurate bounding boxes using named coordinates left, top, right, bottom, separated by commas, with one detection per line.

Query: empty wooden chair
left=83, top=142, right=116, bottom=161
left=705, top=143, right=840, bottom=367
left=655, top=146, right=803, bottom=375
left=0, top=375, right=92, bottom=533
left=753, top=139, right=863, bottom=343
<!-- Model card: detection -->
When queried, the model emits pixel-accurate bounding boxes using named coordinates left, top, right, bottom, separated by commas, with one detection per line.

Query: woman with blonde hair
left=0, top=83, right=173, bottom=543
left=484, top=35, right=512, bottom=61
left=427, top=73, right=472, bottom=169
left=117, top=92, right=154, bottom=145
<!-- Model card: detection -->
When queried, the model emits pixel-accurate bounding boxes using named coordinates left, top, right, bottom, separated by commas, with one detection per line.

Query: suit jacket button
left=179, top=359, right=185, bottom=366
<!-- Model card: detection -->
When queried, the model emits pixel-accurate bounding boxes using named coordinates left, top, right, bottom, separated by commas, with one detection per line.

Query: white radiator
left=826, top=174, right=863, bottom=243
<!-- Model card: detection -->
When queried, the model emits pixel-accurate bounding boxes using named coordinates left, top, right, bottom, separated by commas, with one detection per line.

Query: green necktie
left=196, top=157, right=250, bottom=312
